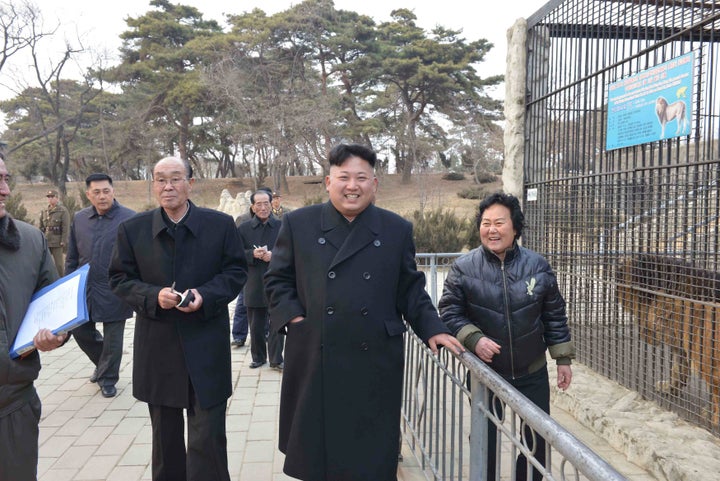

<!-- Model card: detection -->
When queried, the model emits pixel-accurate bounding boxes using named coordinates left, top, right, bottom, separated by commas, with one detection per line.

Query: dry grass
left=15, top=173, right=499, bottom=224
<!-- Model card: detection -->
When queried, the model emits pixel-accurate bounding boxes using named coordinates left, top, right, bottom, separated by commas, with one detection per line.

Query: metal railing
left=403, top=253, right=626, bottom=481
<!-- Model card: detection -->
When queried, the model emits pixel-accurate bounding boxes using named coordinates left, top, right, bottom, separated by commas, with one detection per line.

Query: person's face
left=0, top=159, right=10, bottom=219
left=251, top=192, right=271, bottom=221
left=47, top=195, right=58, bottom=207
left=271, top=196, right=281, bottom=209
left=325, top=155, right=378, bottom=221
left=479, top=203, right=517, bottom=260
left=86, top=180, right=115, bottom=215
left=152, top=158, right=193, bottom=215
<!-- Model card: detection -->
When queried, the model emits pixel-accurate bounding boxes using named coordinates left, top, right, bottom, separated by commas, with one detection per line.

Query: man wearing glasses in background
left=238, top=189, right=284, bottom=370
left=109, top=156, right=247, bottom=481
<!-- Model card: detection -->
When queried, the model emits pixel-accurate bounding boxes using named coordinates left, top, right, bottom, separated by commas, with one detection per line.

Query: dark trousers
left=148, top=385, right=230, bottom=481
left=0, top=390, right=41, bottom=481
left=486, top=368, right=549, bottom=481
left=247, top=307, right=284, bottom=365
left=72, top=319, right=126, bottom=387
left=231, top=292, right=248, bottom=342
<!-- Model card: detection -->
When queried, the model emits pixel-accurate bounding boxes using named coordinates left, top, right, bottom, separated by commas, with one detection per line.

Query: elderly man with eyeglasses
left=109, top=156, right=247, bottom=481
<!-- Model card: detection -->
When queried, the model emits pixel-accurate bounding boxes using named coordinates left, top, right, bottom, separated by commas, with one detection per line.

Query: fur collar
left=0, top=215, right=21, bottom=251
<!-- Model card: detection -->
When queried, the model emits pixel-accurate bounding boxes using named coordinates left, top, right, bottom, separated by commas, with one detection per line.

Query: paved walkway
left=34, top=315, right=657, bottom=481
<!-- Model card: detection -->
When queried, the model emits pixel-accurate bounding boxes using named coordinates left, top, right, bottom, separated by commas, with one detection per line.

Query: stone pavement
left=34, top=314, right=668, bottom=481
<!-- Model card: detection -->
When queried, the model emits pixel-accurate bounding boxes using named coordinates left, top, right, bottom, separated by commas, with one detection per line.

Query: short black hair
left=85, top=173, right=113, bottom=187
left=250, top=189, right=273, bottom=205
left=328, top=143, right=376, bottom=168
left=476, top=192, right=525, bottom=239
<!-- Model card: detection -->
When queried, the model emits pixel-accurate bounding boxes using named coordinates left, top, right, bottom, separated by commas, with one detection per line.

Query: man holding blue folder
left=0, top=153, right=68, bottom=481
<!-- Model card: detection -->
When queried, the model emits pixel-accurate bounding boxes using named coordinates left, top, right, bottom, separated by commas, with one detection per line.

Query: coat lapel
left=321, top=203, right=380, bottom=270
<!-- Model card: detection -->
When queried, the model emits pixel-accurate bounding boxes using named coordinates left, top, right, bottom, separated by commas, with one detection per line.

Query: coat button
left=373, top=240, right=381, bottom=247
left=360, top=307, right=368, bottom=316
left=362, top=272, right=371, bottom=280
left=318, top=237, right=326, bottom=244
left=326, top=307, right=335, bottom=315
left=328, top=271, right=336, bottom=279
left=360, top=342, right=369, bottom=351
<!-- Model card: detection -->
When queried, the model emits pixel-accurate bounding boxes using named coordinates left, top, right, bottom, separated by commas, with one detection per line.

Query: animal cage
left=521, top=0, right=720, bottom=433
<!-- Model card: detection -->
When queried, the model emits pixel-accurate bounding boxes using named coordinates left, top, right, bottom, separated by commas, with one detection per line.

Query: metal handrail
left=402, top=253, right=627, bottom=481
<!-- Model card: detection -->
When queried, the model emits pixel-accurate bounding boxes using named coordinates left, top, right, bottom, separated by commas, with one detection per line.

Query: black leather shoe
left=249, top=361, right=266, bottom=369
left=101, top=385, right=117, bottom=398
left=270, top=362, right=284, bottom=371
left=231, top=339, right=246, bottom=347
left=90, top=369, right=98, bottom=383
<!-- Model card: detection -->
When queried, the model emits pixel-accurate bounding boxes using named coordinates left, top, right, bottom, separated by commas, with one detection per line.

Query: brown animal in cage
left=655, top=96, right=689, bottom=139
left=616, top=254, right=720, bottom=425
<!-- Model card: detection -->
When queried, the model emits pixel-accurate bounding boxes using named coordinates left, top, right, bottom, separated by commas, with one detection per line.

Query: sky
left=0, top=0, right=550, bottom=129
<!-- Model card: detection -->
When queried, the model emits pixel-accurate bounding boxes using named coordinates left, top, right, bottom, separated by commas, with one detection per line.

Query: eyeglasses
left=153, top=177, right=187, bottom=187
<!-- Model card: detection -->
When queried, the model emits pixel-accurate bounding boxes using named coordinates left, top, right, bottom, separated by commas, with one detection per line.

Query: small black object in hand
left=178, top=290, right=195, bottom=308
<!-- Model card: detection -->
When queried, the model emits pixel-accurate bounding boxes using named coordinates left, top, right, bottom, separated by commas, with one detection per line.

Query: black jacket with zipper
left=438, top=243, right=575, bottom=379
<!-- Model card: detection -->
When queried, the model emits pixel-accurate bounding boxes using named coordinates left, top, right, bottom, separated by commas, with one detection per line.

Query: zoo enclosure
left=519, top=0, right=720, bottom=434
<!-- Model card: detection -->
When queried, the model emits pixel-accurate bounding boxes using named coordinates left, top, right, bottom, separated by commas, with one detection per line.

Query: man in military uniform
left=270, top=191, right=291, bottom=218
left=39, top=189, right=70, bottom=276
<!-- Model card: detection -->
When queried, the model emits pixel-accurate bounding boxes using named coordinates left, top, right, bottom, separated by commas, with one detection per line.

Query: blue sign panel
left=606, top=52, right=693, bottom=151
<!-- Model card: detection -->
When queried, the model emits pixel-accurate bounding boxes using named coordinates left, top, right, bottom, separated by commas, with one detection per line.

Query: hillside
left=15, top=173, right=499, bottom=225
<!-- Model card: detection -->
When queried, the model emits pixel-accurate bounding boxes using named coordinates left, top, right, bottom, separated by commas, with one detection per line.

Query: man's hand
left=288, top=316, right=304, bottom=324
left=176, top=288, right=203, bottom=313
left=33, top=328, right=67, bottom=352
left=428, top=333, right=465, bottom=356
left=158, top=286, right=181, bottom=309
left=557, top=364, right=573, bottom=391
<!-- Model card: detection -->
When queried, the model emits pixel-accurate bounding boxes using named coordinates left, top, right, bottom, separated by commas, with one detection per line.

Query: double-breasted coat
left=265, top=202, right=451, bottom=481
left=108, top=203, right=247, bottom=409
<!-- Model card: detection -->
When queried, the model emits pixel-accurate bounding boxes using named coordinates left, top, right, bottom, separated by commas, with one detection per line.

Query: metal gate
left=518, top=0, right=720, bottom=434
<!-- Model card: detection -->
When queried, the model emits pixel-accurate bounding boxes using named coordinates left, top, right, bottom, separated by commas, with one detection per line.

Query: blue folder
left=9, top=263, right=90, bottom=359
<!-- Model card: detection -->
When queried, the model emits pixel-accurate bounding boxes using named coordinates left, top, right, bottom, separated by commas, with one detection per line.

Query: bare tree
left=0, top=0, right=49, bottom=75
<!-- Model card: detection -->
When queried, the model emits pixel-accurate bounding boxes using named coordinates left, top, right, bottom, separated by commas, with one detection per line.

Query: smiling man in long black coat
left=109, top=156, right=246, bottom=481
left=265, top=144, right=464, bottom=481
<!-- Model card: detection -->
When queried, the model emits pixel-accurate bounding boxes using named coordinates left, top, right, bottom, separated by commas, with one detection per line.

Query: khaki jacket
left=39, top=203, right=70, bottom=247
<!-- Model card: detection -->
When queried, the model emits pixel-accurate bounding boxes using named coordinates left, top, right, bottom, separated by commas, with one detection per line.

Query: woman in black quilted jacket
left=439, top=192, right=575, bottom=481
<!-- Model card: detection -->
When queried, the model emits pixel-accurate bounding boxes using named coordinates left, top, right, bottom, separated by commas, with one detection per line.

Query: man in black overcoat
left=109, top=157, right=247, bottom=481
left=265, top=144, right=464, bottom=481
left=238, top=189, right=283, bottom=369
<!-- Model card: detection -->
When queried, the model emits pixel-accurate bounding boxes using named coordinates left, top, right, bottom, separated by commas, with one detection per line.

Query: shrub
left=475, top=171, right=498, bottom=184
left=304, top=194, right=325, bottom=206
left=457, top=186, right=492, bottom=200
left=6, top=177, right=32, bottom=224
left=442, top=172, right=465, bottom=181
left=63, top=194, right=83, bottom=218
left=410, top=208, right=475, bottom=253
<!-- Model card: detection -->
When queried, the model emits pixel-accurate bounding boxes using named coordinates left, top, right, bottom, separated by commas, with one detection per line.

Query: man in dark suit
left=66, top=173, right=136, bottom=398
left=109, top=156, right=246, bottom=481
left=238, top=189, right=284, bottom=370
left=265, top=143, right=464, bottom=481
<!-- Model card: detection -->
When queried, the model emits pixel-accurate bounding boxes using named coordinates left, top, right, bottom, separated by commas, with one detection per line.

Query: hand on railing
left=427, top=333, right=465, bottom=355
